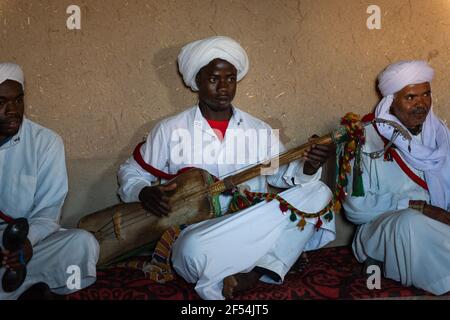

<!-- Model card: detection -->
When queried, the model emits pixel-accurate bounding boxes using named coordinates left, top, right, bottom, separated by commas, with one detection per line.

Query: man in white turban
left=343, top=60, right=450, bottom=295
left=177, top=35, right=249, bottom=92
left=0, top=62, right=100, bottom=299
left=118, top=36, right=335, bottom=299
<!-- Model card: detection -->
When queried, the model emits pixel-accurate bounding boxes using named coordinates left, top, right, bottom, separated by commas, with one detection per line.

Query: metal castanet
left=1, top=218, right=29, bottom=292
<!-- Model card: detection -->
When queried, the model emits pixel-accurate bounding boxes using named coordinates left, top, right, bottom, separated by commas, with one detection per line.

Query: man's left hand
left=1, top=238, right=33, bottom=269
left=303, top=135, right=333, bottom=175
left=409, top=200, right=450, bottom=226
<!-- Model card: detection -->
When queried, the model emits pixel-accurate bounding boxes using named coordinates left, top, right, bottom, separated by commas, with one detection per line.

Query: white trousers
left=172, top=181, right=333, bottom=300
left=0, top=228, right=99, bottom=300
left=353, top=209, right=450, bottom=295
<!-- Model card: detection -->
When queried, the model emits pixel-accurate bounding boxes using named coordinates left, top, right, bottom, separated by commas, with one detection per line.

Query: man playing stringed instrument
left=118, top=36, right=335, bottom=299
left=0, top=63, right=100, bottom=299
left=343, top=60, right=450, bottom=295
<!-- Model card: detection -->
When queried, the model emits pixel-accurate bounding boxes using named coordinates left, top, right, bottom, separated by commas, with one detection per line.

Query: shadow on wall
left=152, top=44, right=197, bottom=114
left=61, top=117, right=162, bottom=228
left=61, top=45, right=196, bottom=228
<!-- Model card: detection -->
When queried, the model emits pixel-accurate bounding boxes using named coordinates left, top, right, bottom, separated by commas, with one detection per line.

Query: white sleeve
left=117, top=123, right=169, bottom=203
left=268, top=159, right=322, bottom=188
left=343, top=157, right=410, bottom=225
left=27, top=136, right=68, bottom=247
left=344, top=190, right=410, bottom=225
left=265, top=127, right=321, bottom=188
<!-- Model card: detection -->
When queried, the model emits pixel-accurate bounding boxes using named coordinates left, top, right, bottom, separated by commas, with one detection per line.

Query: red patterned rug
left=66, top=246, right=447, bottom=300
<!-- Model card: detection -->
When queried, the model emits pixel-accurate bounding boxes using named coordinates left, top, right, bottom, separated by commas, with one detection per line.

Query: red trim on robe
left=132, top=142, right=193, bottom=180
left=0, top=210, right=13, bottom=223
left=363, top=113, right=429, bottom=191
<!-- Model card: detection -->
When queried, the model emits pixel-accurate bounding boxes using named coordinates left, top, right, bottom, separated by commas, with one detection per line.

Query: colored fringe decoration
left=351, top=147, right=365, bottom=196
left=141, top=225, right=187, bottom=283
left=333, top=112, right=366, bottom=212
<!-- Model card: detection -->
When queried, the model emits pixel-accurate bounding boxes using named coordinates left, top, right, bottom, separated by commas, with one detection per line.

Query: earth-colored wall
left=1, top=0, right=449, bottom=245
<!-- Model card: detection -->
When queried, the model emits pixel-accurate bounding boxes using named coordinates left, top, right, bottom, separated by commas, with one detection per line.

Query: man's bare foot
left=223, top=270, right=260, bottom=299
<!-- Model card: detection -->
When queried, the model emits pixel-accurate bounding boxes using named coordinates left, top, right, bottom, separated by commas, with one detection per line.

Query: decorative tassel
left=297, top=218, right=307, bottom=231
left=290, top=212, right=297, bottom=222
left=279, top=203, right=289, bottom=213
left=228, top=191, right=252, bottom=213
left=324, top=212, right=333, bottom=222
left=351, top=147, right=365, bottom=197
left=315, top=218, right=323, bottom=231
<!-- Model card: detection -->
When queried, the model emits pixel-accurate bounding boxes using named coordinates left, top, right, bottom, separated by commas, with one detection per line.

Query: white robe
left=118, top=105, right=336, bottom=299
left=343, top=124, right=450, bottom=295
left=0, top=118, right=99, bottom=299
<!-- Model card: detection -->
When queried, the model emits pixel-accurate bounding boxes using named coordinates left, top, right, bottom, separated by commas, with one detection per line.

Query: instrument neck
left=208, top=133, right=336, bottom=195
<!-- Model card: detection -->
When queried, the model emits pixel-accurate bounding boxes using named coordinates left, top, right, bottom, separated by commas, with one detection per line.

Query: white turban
left=378, top=60, right=434, bottom=97
left=177, top=36, right=249, bottom=91
left=0, top=62, right=24, bottom=89
left=374, top=60, right=450, bottom=210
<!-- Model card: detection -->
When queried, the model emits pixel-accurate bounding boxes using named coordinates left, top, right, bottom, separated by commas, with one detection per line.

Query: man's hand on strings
left=139, top=183, right=177, bottom=217
left=303, top=135, right=333, bottom=175
left=1, top=238, right=33, bottom=270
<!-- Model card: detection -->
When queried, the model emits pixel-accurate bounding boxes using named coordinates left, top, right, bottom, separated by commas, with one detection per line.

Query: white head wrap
left=378, top=60, right=434, bottom=96
left=374, top=60, right=450, bottom=210
left=177, top=36, right=249, bottom=91
left=0, top=62, right=24, bottom=89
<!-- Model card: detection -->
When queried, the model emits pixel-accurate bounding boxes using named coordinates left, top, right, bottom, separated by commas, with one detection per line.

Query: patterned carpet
left=66, top=246, right=448, bottom=300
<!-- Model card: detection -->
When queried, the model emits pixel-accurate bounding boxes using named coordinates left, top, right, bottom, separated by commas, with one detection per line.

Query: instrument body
left=78, top=168, right=219, bottom=265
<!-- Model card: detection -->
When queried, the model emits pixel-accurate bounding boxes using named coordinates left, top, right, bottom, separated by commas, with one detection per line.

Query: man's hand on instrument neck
left=409, top=200, right=450, bottom=226
left=302, top=135, right=333, bottom=175
left=139, top=183, right=177, bottom=217
left=1, top=238, right=33, bottom=270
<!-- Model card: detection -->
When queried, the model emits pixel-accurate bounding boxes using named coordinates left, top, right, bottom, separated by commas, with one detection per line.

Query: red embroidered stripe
left=0, top=210, right=12, bottom=223
left=365, top=113, right=429, bottom=191
left=361, top=113, right=375, bottom=123
left=387, top=148, right=429, bottom=191
left=132, top=142, right=192, bottom=180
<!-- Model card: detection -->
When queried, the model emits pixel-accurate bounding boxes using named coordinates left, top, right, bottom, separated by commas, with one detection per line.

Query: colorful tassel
left=280, top=203, right=289, bottom=213
left=315, top=218, right=323, bottom=231
left=297, top=218, right=307, bottom=231
left=290, top=212, right=297, bottom=222
left=351, top=147, right=365, bottom=197
left=324, top=212, right=334, bottom=222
